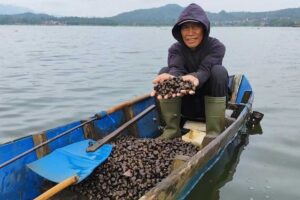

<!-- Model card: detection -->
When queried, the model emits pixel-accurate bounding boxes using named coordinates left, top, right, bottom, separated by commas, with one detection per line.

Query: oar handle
left=86, top=104, right=156, bottom=152
left=34, top=175, right=78, bottom=200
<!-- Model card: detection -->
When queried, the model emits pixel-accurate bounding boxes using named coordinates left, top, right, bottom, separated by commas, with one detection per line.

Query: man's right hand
left=151, top=73, right=174, bottom=99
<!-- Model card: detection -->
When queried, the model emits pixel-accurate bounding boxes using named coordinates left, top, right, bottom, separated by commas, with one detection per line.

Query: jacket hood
left=172, top=3, right=210, bottom=46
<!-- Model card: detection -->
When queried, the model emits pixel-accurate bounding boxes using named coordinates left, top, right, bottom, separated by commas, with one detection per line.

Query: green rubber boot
left=159, top=97, right=182, bottom=139
left=205, top=96, right=226, bottom=136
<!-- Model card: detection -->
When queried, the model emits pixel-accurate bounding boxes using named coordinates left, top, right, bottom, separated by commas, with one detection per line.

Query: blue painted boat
left=0, top=74, right=254, bottom=200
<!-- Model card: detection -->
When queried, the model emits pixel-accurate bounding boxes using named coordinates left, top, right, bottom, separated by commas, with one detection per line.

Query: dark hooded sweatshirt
left=161, top=3, right=226, bottom=119
left=167, top=3, right=225, bottom=88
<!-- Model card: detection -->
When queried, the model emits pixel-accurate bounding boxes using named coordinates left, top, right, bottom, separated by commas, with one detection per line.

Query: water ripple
left=1, top=26, right=300, bottom=199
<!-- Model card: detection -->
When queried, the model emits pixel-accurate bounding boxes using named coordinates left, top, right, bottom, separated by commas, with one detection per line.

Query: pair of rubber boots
left=159, top=96, right=226, bottom=139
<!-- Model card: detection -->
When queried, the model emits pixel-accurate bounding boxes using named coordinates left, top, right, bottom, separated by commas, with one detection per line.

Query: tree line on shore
left=0, top=4, right=299, bottom=27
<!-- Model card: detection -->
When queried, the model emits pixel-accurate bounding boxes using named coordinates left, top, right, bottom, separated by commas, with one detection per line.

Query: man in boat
left=152, top=3, right=228, bottom=139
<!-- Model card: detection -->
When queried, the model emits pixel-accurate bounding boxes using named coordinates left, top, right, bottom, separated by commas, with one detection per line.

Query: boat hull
left=0, top=74, right=253, bottom=200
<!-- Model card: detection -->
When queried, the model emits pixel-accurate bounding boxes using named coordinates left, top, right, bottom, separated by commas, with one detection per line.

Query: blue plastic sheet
left=27, top=140, right=113, bottom=183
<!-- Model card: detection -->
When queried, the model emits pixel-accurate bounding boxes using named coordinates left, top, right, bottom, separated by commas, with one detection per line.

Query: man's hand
left=178, top=74, right=199, bottom=96
left=152, top=73, right=174, bottom=84
left=181, top=74, right=199, bottom=87
left=151, top=73, right=174, bottom=99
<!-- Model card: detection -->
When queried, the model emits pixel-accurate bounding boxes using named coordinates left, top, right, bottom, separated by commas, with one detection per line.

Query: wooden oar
left=34, top=176, right=79, bottom=200
left=33, top=104, right=156, bottom=200
left=87, top=104, right=156, bottom=152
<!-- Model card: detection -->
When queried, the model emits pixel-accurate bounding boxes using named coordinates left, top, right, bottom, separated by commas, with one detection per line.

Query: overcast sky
left=1, top=0, right=300, bottom=17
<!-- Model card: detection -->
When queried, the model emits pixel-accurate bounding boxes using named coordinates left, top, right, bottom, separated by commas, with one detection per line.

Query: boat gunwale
left=105, top=94, right=150, bottom=114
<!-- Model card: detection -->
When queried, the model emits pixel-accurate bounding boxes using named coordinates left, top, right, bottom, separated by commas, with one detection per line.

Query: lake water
left=0, top=25, right=300, bottom=199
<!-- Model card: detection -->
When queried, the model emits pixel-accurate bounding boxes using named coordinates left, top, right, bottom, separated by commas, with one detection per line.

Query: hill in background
left=0, top=4, right=300, bottom=27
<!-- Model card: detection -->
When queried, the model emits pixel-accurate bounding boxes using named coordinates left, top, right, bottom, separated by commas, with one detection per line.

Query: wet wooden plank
left=123, top=106, right=139, bottom=137
left=32, top=132, right=50, bottom=158
left=230, top=74, right=243, bottom=103
left=82, top=121, right=101, bottom=140
left=170, top=155, right=191, bottom=172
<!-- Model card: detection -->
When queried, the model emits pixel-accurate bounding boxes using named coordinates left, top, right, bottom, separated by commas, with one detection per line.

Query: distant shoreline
left=1, top=5, right=300, bottom=27
left=0, top=24, right=299, bottom=27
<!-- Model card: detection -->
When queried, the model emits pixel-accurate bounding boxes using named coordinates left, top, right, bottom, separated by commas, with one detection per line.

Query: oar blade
left=27, top=140, right=113, bottom=183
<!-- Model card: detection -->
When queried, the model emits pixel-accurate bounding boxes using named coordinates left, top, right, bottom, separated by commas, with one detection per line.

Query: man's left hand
left=176, top=75, right=199, bottom=96
left=181, top=74, right=199, bottom=87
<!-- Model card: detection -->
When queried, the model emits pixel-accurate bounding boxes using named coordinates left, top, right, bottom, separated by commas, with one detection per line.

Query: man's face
left=180, top=22, right=204, bottom=49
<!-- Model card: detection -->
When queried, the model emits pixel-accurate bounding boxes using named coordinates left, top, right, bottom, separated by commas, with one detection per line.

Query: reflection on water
left=187, top=124, right=263, bottom=200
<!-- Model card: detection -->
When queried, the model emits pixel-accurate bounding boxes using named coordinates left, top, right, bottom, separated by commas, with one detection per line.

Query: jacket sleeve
left=190, top=38, right=225, bottom=87
left=167, top=43, right=188, bottom=76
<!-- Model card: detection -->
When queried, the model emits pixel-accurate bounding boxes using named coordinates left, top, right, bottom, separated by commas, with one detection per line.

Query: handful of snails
left=153, top=77, right=196, bottom=99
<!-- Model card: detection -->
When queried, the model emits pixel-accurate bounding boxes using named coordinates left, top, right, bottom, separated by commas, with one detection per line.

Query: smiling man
left=180, top=22, right=204, bottom=49
left=152, top=3, right=229, bottom=139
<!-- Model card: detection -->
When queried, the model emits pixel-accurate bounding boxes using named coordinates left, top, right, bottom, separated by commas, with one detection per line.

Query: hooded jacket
left=167, top=3, right=225, bottom=87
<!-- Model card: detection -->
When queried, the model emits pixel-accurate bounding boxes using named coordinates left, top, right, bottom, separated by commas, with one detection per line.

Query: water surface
left=0, top=26, right=299, bottom=199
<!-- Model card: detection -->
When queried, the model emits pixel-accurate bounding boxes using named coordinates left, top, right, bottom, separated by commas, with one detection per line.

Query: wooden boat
left=0, top=74, right=254, bottom=200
